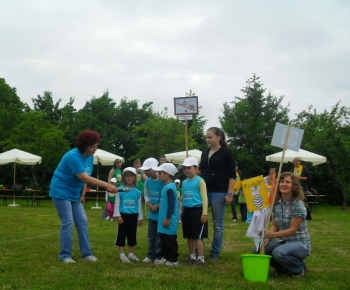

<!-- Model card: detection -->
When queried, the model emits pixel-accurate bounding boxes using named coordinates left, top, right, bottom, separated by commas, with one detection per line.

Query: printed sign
left=241, top=175, right=270, bottom=212
left=174, top=97, right=199, bottom=115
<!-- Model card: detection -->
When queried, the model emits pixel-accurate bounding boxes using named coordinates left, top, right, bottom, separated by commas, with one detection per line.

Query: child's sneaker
left=82, top=255, right=98, bottom=262
left=120, top=256, right=131, bottom=263
left=63, top=258, right=76, bottom=263
left=154, top=257, right=167, bottom=265
left=105, top=216, right=110, bottom=220
left=166, top=261, right=179, bottom=266
left=128, top=254, right=139, bottom=261
left=184, top=255, right=195, bottom=264
left=142, top=257, right=153, bottom=263
left=110, top=218, right=114, bottom=221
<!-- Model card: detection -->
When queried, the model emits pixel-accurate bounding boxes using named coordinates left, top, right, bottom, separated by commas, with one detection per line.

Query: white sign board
left=271, top=122, right=304, bottom=152
left=174, top=97, right=199, bottom=115
left=178, top=115, right=193, bottom=120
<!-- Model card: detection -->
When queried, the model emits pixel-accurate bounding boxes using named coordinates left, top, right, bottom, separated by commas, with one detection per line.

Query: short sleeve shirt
left=273, top=196, right=311, bottom=254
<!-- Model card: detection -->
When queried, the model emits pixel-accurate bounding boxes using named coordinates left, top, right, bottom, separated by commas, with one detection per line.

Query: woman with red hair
left=50, top=130, right=117, bottom=263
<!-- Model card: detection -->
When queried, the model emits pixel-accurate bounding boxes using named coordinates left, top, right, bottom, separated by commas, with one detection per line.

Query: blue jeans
left=253, top=240, right=308, bottom=275
left=52, top=198, right=93, bottom=260
left=208, top=192, right=226, bottom=256
left=146, top=218, right=162, bottom=260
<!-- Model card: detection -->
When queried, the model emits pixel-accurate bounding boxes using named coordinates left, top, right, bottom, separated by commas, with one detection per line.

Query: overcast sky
left=1, top=0, right=349, bottom=129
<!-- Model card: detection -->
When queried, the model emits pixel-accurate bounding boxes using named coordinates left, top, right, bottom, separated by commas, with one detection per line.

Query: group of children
left=105, top=156, right=208, bottom=266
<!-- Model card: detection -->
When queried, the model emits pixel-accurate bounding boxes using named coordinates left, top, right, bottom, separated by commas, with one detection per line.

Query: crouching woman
left=253, top=172, right=311, bottom=276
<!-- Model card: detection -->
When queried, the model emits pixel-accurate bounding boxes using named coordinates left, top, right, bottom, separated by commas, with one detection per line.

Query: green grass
left=1, top=200, right=349, bottom=290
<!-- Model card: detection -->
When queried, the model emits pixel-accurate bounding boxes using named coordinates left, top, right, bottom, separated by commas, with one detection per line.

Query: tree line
left=0, top=74, right=349, bottom=208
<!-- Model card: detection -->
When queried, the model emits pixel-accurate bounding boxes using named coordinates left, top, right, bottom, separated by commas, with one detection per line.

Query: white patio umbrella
left=0, top=149, right=42, bottom=206
left=91, top=149, right=124, bottom=209
left=165, top=149, right=202, bottom=165
left=93, top=149, right=124, bottom=166
left=266, top=148, right=326, bottom=166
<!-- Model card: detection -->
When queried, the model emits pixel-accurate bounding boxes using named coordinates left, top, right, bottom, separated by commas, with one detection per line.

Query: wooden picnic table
left=306, top=194, right=325, bottom=213
left=0, top=189, right=45, bottom=206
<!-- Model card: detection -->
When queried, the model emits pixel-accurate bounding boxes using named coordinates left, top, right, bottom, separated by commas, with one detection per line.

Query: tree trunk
left=328, top=165, right=347, bottom=210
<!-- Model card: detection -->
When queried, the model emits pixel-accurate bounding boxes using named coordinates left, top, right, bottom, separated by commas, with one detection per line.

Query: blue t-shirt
left=49, top=148, right=93, bottom=202
left=118, top=186, right=142, bottom=214
left=145, top=177, right=164, bottom=221
left=182, top=176, right=203, bottom=208
left=157, top=182, right=179, bottom=235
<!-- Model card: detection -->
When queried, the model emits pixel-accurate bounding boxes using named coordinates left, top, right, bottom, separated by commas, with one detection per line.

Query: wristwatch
left=226, top=192, right=233, bottom=197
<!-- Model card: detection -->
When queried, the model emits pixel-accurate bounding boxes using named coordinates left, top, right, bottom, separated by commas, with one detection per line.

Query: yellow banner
left=241, top=175, right=270, bottom=212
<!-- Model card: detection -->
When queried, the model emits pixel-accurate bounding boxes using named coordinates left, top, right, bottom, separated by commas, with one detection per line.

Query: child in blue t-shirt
left=114, top=167, right=143, bottom=263
left=152, top=163, right=179, bottom=266
left=179, top=157, right=208, bottom=265
left=139, top=158, right=165, bottom=264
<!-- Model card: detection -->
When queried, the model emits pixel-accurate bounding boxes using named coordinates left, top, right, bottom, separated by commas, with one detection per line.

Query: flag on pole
left=241, top=175, right=270, bottom=212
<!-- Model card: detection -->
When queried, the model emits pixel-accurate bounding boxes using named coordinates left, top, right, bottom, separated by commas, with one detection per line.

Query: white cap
left=122, top=167, right=137, bottom=175
left=139, top=158, right=159, bottom=170
left=178, top=157, right=198, bottom=169
left=110, top=177, right=117, bottom=183
left=175, top=179, right=181, bottom=184
left=152, top=163, right=178, bottom=176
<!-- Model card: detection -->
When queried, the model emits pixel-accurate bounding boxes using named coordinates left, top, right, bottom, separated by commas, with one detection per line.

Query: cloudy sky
left=1, top=0, right=349, bottom=129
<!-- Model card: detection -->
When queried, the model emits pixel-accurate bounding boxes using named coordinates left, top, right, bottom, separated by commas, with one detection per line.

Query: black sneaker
left=192, top=259, right=205, bottom=266
left=208, top=253, right=219, bottom=261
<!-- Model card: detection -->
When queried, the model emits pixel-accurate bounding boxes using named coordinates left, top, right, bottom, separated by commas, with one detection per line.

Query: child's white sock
left=120, top=253, right=126, bottom=258
left=190, top=253, right=196, bottom=260
left=128, top=253, right=134, bottom=257
left=197, top=256, right=204, bottom=262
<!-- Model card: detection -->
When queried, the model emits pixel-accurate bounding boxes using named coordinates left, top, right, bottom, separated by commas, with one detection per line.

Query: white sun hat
left=152, top=163, right=178, bottom=176
left=178, top=157, right=199, bottom=169
left=139, top=158, right=159, bottom=170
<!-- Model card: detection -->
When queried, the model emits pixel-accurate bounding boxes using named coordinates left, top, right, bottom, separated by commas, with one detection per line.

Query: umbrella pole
left=91, top=160, right=102, bottom=209
left=9, top=163, right=20, bottom=207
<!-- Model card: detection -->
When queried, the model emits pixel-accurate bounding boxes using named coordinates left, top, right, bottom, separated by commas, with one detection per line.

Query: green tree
left=133, top=110, right=199, bottom=161
left=71, top=93, right=155, bottom=164
left=220, top=74, right=290, bottom=177
left=0, top=111, right=70, bottom=188
left=0, top=78, right=26, bottom=148
left=32, top=91, right=76, bottom=127
left=291, top=102, right=350, bottom=209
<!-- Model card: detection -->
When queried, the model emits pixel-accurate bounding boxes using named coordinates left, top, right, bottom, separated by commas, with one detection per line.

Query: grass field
left=0, top=200, right=349, bottom=290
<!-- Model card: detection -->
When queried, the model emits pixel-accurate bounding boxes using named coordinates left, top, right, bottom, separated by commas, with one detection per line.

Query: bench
left=0, top=188, right=47, bottom=206
left=306, top=194, right=325, bottom=213
left=1, top=195, right=47, bottom=206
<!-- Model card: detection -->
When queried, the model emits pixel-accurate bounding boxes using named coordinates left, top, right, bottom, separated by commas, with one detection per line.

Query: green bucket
left=241, top=254, right=271, bottom=282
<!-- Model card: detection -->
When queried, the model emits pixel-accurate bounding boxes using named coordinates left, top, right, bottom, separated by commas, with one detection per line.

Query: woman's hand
left=117, top=216, right=123, bottom=224
left=225, top=195, right=233, bottom=205
left=264, top=230, right=274, bottom=239
left=106, top=183, right=117, bottom=193
left=79, top=195, right=85, bottom=206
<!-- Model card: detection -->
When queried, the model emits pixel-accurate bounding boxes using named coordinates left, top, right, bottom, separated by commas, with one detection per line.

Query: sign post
left=174, top=95, right=199, bottom=156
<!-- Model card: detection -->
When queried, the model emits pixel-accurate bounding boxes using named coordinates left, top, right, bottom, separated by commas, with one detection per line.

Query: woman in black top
left=199, top=127, right=236, bottom=261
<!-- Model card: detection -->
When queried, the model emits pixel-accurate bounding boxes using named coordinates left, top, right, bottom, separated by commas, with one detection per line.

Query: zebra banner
left=241, top=175, right=270, bottom=212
